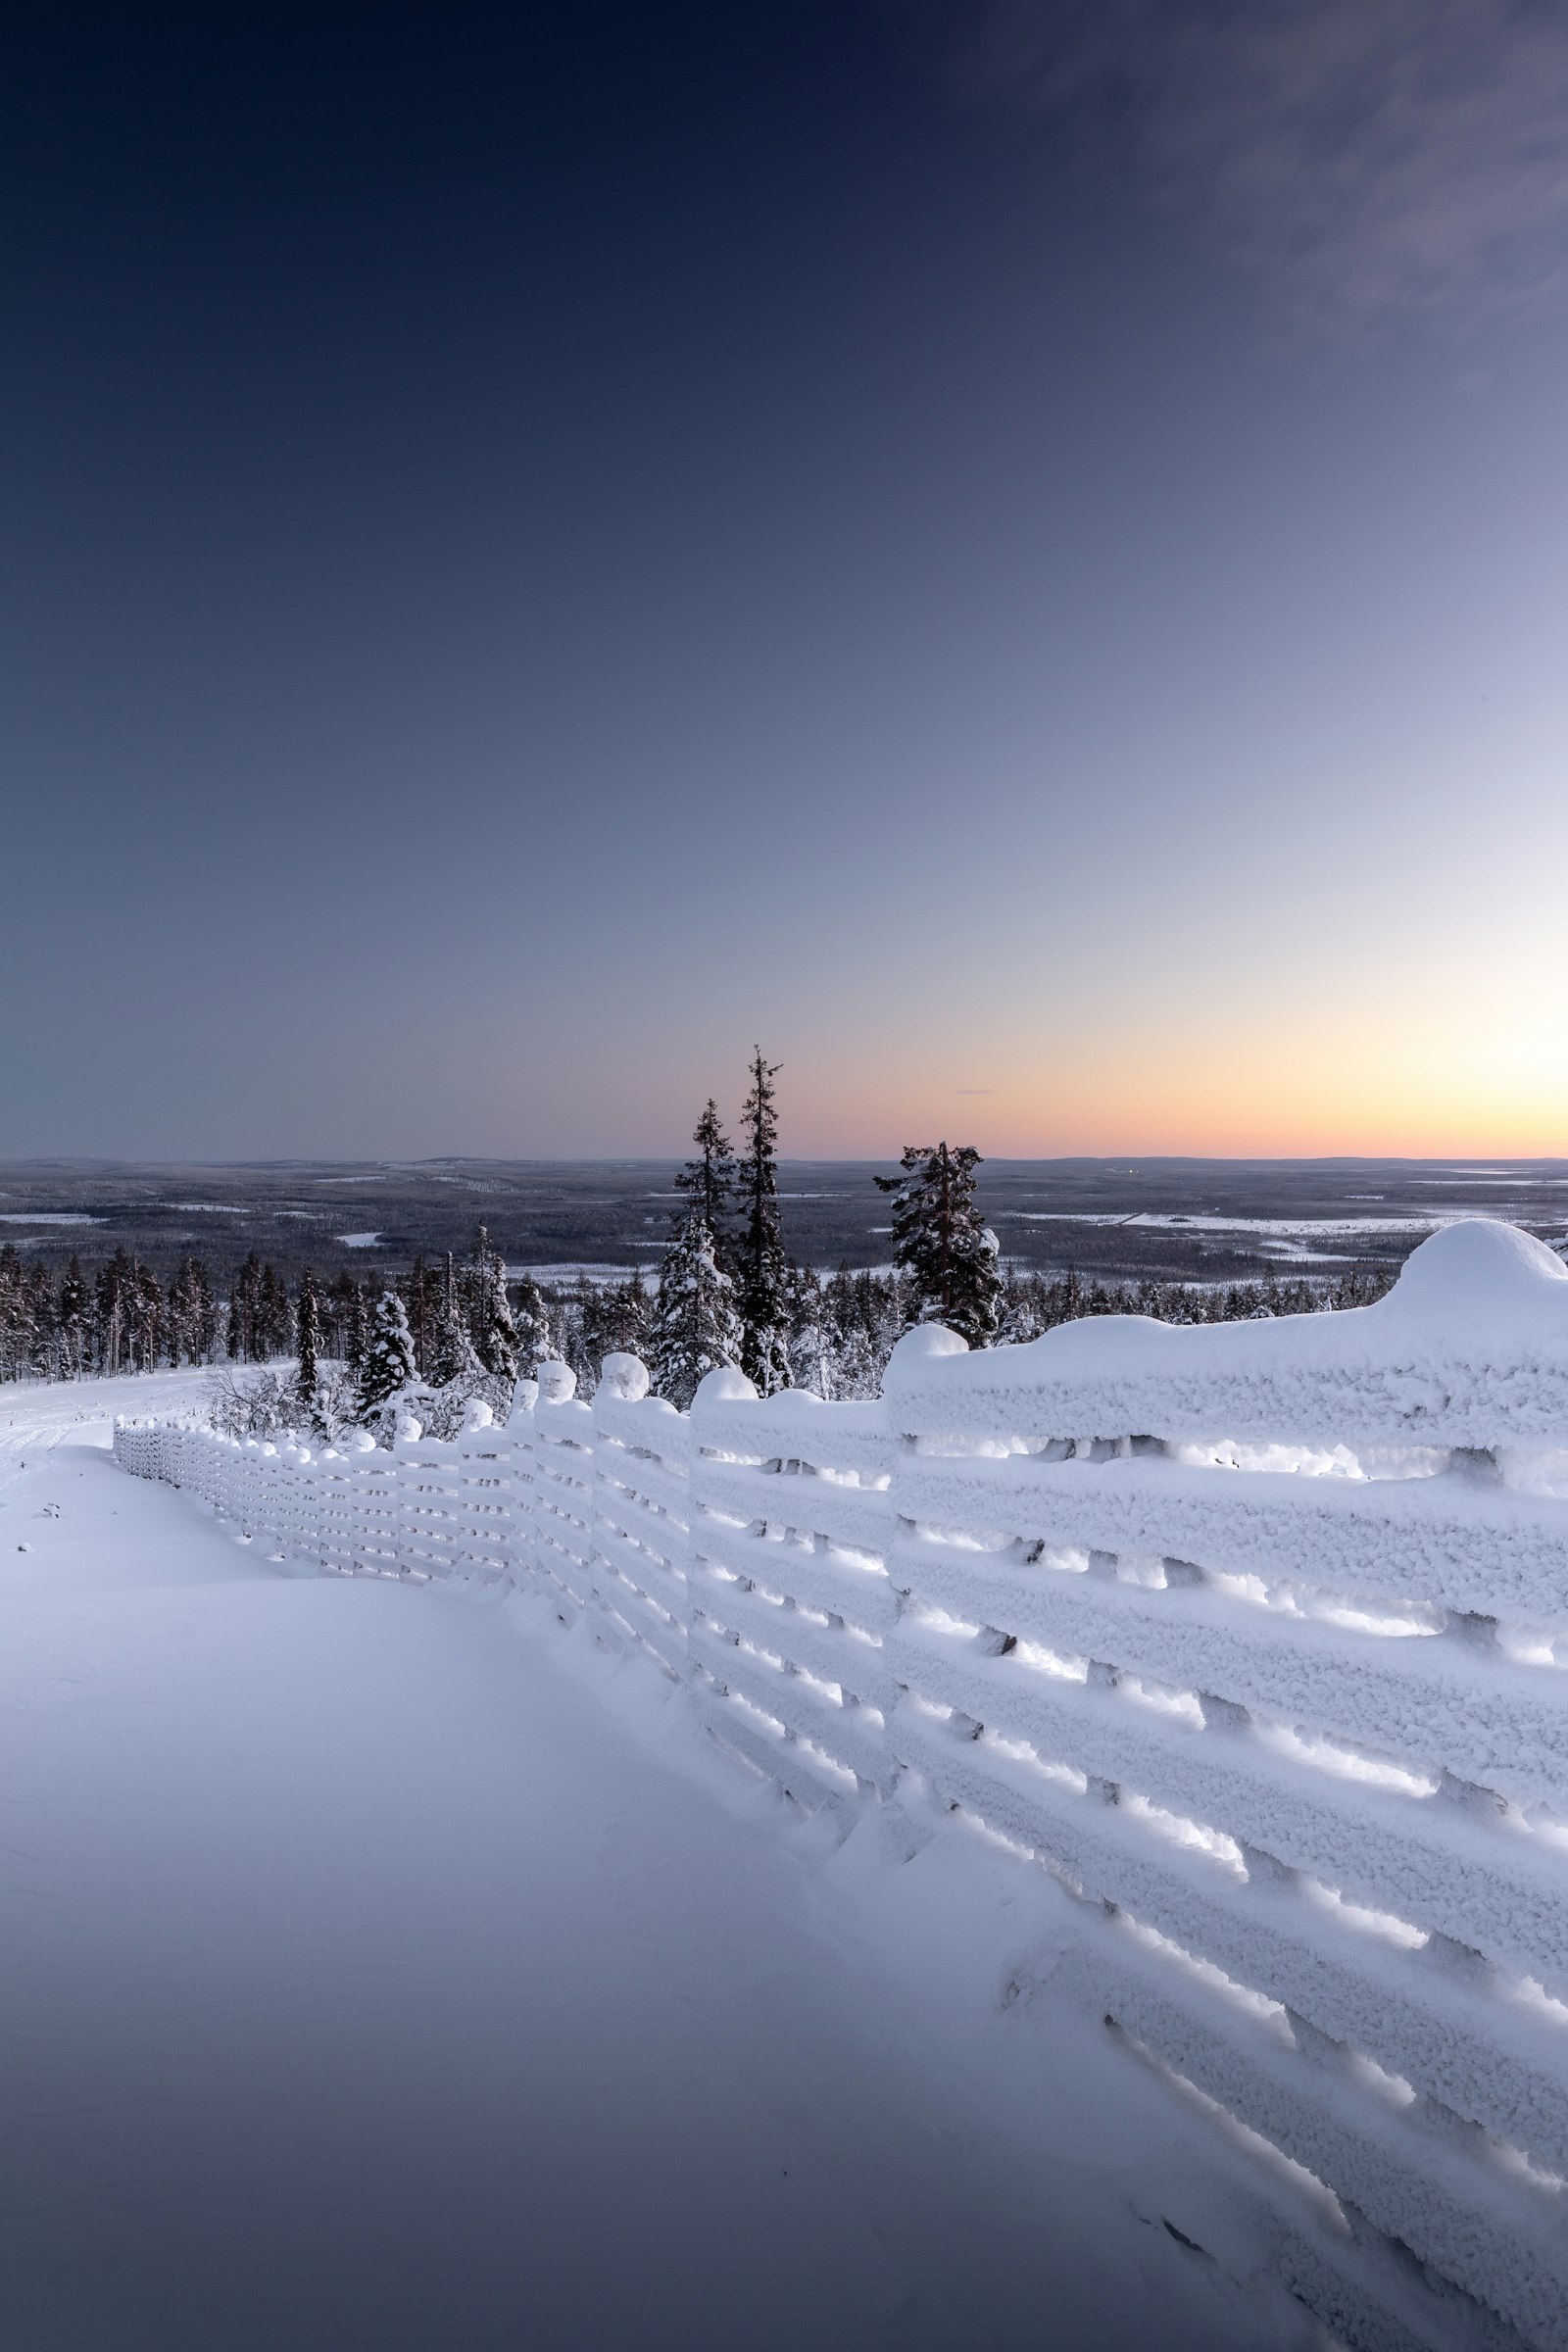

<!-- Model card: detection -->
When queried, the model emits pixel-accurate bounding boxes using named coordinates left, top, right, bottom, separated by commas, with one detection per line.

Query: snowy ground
left=1, top=1371, right=1323, bottom=2351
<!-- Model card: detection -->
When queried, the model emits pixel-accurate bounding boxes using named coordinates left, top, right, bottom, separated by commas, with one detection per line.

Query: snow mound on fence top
left=1384, top=1215, right=1568, bottom=1333
left=883, top=1220, right=1568, bottom=1446
left=692, top=1364, right=759, bottom=1405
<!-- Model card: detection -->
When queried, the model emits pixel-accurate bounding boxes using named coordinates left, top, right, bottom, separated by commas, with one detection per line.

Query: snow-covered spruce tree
left=466, top=1227, right=518, bottom=1396
left=649, top=1207, right=744, bottom=1409
left=427, top=1253, right=480, bottom=1390
left=787, top=1266, right=835, bottom=1397
left=93, top=1250, right=130, bottom=1375
left=57, top=1257, right=90, bottom=1381
left=0, top=1245, right=31, bottom=1382
left=2, top=1250, right=32, bottom=1380
left=165, top=1258, right=199, bottom=1365
left=735, top=1048, right=791, bottom=1395
left=295, top=1269, right=321, bottom=1406
left=675, top=1100, right=735, bottom=1257
left=258, top=1262, right=292, bottom=1360
left=819, top=1262, right=885, bottom=1398
left=328, top=1275, right=367, bottom=1372
left=874, top=1143, right=1003, bottom=1348
left=509, top=1273, right=551, bottom=1373
left=356, top=1288, right=416, bottom=1431
left=228, top=1253, right=262, bottom=1360
left=404, top=1255, right=437, bottom=1379
left=584, top=1273, right=649, bottom=1376
left=25, top=1261, right=55, bottom=1378
left=128, top=1261, right=164, bottom=1372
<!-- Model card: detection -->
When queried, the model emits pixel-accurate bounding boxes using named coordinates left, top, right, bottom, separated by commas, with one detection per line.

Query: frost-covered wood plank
left=695, top=1457, right=895, bottom=1558
left=686, top=1555, right=892, bottom=1710
left=884, top=1610, right=1568, bottom=2001
left=688, top=1612, right=894, bottom=1792
left=690, top=1514, right=898, bottom=1637
left=896, top=1532, right=1568, bottom=1813
left=896, top=1452, right=1568, bottom=1627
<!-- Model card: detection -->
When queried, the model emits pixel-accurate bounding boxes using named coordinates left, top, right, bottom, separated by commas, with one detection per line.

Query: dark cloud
left=922, top=0, right=1568, bottom=328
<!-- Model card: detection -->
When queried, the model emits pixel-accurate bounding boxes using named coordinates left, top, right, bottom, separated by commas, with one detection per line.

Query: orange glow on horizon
left=786, top=1026, right=1568, bottom=1162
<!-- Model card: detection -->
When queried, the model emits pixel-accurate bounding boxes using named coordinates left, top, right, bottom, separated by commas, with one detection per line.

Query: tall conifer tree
left=509, top=1274, right=550, bottom=1374
left=295, top=1269, right=321, bottom=1402
left=58, top=1257, right=90, bottom=1380
left=675, top=1101, right=735, bottom=1260
left=466, top=1226, right=518, bottom=1388
left=429, top=1251, right=482, bottom=1388
left=874, top=1143, right=1003, bottom=1348
left=356, top=1289, right=416, bottom=1425
left=648, top=1211, right=743, bottom=1407
left=735, top=1048, right=790, bottom=1395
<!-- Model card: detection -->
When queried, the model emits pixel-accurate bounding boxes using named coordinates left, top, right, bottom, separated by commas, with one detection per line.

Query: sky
left=5, top=0, right=1567, bottom=1161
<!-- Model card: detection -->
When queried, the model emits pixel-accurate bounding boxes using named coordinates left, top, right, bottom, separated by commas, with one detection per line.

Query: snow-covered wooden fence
left=115, top=1219, right=1568, bottom=2352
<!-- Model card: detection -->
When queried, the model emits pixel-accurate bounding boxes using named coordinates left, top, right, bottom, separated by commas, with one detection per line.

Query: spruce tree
left=0, top=1245, right=28, bottom=1382
left=429, top=1251, right=482, bottom=1389
left=25, top=1263, right=55, bottom=1378
left=166, top=1262, right=191, bottom=1365
left=735, top=1047, right=790, bottom=1394
left=295, top=1269, right=321, bottom=1403
left=327, top=1274, right=367, bottom=1370
left=96, top=1250, right=132, bottom=1375
left=788, top=1266, right=835, bottom=1397
left=405, top=1255, right=435, bottom=1378
left=466, top=1227, right=518, bottom=1387
left=509, top=1273, right=550, bottom=1373
left=675, top=1101, right=735, bottom=1256
left=356, top=1289, right=416, bottom=1426
left=874, top=1143, right=1003, bottom=1348
left=58, top=1258, right=90, bottom=1380
left=129, top=1261, right=164, bottom=1370
left=258, top=1262, right=291, bottom=1359
left=648, top=1207, right=744, bottom=1408
left=584, top=1273, right=649, bottom=1374
left=194, top=1258, right=219, bottom=1360
left=230, top=1253, right=265, bottom=1360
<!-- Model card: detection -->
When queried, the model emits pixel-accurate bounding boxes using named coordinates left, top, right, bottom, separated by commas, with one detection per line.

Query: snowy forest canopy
left=0, top=1230, right=1394, bottom=1396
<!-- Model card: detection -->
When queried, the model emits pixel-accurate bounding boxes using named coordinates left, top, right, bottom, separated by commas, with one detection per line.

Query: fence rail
left=115, top=1219, right=1568, bottom=2352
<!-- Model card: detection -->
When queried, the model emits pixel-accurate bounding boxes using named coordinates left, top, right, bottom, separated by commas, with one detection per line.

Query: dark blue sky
left=7, top=2, right=1567, bottom=1158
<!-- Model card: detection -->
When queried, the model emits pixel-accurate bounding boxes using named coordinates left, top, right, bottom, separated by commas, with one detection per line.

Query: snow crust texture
left=117, top=1220, right=1568, bottom=2352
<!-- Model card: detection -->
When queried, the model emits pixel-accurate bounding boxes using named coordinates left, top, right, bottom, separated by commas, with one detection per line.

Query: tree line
left=1, top=1055, right=1397, bottom=1427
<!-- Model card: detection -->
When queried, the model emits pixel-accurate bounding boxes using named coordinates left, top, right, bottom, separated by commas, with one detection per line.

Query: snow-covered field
left=0, top=1370, right=1319, bottom=2350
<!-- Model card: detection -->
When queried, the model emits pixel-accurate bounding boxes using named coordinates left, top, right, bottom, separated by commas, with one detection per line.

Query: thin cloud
left=922, top=0, right=1568, bottom=330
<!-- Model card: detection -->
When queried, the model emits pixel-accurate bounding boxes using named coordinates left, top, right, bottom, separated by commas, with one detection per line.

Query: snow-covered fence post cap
left=462, top=1396, right=494, bottom=1431
left=346, top=1429, right=377, bottom=1453
left=536, top=1360, right=576, bottom=1403
left=509, top=1378, right=539, bottom=1421
left=886, top=1323, right=968, bottom=1372
left=1381, top=1216, right=1568, bottom=1339
left=692, top=1363, right=759, bottom=1407
left=598, top=1352, right=649, bottom=1401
